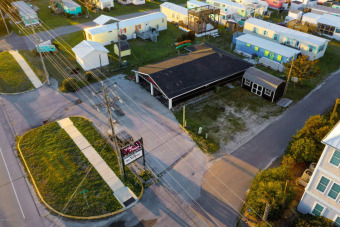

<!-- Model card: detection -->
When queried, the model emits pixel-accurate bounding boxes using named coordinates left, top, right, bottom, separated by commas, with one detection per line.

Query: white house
left=302, top=12, right=321, bottom=24
left=243, top=18, right=329, bottom=59
left=160, top=2, right=188, bottom=23
left=302, top=13, right=340, bottom=41
left=72, top=40, right=109, bottom=71
left=234, top=0, right=269, bottom=15
left=92, top=0, right=114, bottom=10
left=311, top=5, right=340, bottom=17
left=11, top=1, right=39, bottom=26
left=84, top=12, right=167, bottom=45
left=297, top=121, right=340, bottom=226
left=284, top=9, right=302, bottom=23
left=206, top=0, right=248, bottom=17
left=187, top=0, right=208, bottom=9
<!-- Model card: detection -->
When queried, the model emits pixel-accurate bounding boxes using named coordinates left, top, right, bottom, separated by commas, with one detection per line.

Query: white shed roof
left=245, top=18, right=329, bottom=46
left=94, top=14, right=119, bottom=25
left=322, top=121, right=340, bottom=150
left=187, top=0, right=208, bottom=7
left=11, top=1, right=36, bottom=16
left=86, top=12, right=166, bottom=35
left=160, top=2, right=188, bottom=16
left=72, top=40, right=109, bottom=59
left=236, top=34, right=301, bottom=57
left=318, top=14, right=340, bottom=28
left=303, top=12, right=321, bottom=20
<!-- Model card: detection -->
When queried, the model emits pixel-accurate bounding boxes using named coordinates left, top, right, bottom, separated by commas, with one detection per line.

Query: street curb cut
left=17, top=117, right=144, bottom=220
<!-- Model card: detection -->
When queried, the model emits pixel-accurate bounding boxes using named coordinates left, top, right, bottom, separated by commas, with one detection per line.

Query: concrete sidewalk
left=8, top=50, right=43, bottom=89
left=57, top=118, right=137, bottom=208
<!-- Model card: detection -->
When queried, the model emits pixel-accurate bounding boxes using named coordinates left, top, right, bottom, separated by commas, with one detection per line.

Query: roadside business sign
left=120, top=138, right=144, bottom=166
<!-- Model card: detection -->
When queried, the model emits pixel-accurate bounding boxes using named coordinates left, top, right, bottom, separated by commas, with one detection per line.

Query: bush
left=85, top=72, right=94, bottom=82
left=65, top=13, right=71, bottom=18
left=0, top=18, right=11, bottom=35
left=62, top=78, right=78, bottom=92
left=293, top=214, right=333, bottom=227
left=181, top=33, right=189, bottom=41
left=103, top=7, right=109, bottom=12
left=188, top=31, right=195, bottom=41
left=110, top=6, right=114, bottom=11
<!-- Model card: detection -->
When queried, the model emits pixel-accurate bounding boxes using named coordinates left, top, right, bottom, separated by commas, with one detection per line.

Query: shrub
left=176, top=36, right=183, bottom=42
left=181, top=33, right=189, bottom=41
left=103, top=7, right=109, bottom=12
left=110, top=6, right=114, bottom=11
left=293, top=214, right=333, bottom=227
left=289, top=137, right=321, bottom=163
left=188, top=31, right=195, bottom=41
left=85, top=72, right=94, bottom=82
left=62, top=78, right=78, bottom=92
left=65, top=13, right=71, bottom=18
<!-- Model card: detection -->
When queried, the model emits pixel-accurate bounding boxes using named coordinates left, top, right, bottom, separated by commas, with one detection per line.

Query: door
left=251, top=83, right=263, bottom=96
left=145, top=22, right=149, bottom=31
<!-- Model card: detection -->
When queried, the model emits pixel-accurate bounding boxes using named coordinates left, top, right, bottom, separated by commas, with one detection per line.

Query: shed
left=72, top=40, right=109, bottom=71
left=133, top=43, right=253, bottom=109
left=11, top=1, right=39, bottom=26
left=36, top=40, right=56, bottom=53
left=242, top=67, right=286, bottom=102
left=235, top=34, right=301, bottom=64
left=290, top=1, right=303, bottom=10
left=59, top=0, right=82, bottom=15
left=285, top=9, right=302, bottom=22
left=114, top=40, right=131, bottom=57
left=93, top=0, right=114, bottom=9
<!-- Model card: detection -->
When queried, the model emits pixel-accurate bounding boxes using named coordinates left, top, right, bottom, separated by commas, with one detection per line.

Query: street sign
left=120, top=138, right=144, bottom=166
left=79, top=190, right=88, bottom=194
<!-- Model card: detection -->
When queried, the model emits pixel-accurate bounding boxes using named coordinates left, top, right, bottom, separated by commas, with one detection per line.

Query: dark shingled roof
left=115, top=40, right=130, bottom=51
left=137, top=44, right=253, bottom=99
left=243, top=67, right=286, bottom=91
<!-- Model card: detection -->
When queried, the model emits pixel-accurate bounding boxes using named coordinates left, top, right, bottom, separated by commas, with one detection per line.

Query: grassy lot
left=174, top=83, right=284, bottom=153
left=263, top=10, right=288, bottom=23
left=70, top=117, right=142, bottom=196
left=19, top=121, right=123, bottom=216
left=0, top=51, right=34, bottom=93
left=0, top=18, right=11, bottom=36
left=19, top=50, right=46, bottom=84
left=12, top=0, right=186, bottom=33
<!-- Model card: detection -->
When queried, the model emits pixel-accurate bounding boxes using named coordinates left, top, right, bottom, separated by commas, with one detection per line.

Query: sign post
left=120, top=138, right=145, bottom=167
left=79, top=190, right=89, bottom=208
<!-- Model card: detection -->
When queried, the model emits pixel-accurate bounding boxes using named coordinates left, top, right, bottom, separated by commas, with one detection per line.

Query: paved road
left=198, top=69, right=340, bottom=226
left=0, top=9, right=160, bottom=52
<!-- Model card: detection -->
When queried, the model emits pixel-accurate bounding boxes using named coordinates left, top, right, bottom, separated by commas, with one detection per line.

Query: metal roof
left=289, top=9, right=301, bottom=14
left=211, top=0, right=246, bottom=8
left=11, top=1, right=37, bottom=16
left=187, top=0, right=208, bottom=7
left=160, top=2, right=189, bottom=16
left=317, top=14, right=340, bottom=28
left=311, top=5, right=340, bottom=15
left=62, top=0, right=80, bottom=9
left=236, top=34, right=301, bottom=57
left=243, top=67, right=286, bottom=91
left=245, top=18, right=329, bottom=46
left=94, top=15, right=119, bottom=25
left=322, top=121, right=340, bottom=150
left=72, top=40, right=109, bottom=59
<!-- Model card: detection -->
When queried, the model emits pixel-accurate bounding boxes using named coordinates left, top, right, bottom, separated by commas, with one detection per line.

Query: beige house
left=92, top=0, right=114, bottom=9
left=84, top=12, right=167, bottom=45
left=160, top=2, right=188, bottom=24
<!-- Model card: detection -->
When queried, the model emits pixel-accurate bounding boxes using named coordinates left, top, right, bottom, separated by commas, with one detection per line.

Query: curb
left=0, top=81, right=47, bottom=96
left=17, top=117, right=144, bottom=220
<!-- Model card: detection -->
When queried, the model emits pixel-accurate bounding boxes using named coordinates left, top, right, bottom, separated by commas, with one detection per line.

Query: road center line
left=0, top=147, right=25, bottom=219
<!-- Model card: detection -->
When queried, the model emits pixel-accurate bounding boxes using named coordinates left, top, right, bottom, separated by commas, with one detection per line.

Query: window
left=162, top=18, right=164, bottom=23
left=223, top=15, right=226, bottom=20
left=330, top=150, right=340, bottom=166
left=108, top=31, right=112, bottom=33
left=308, top=45, right=316, bottom=53
left=277, top=55, right=282, bottom=61
left=172, top=12, right=175, bottom=19
left=120, top=28, right=127, bottom=34
left=214, top=2, right=220, bottom=7
left=316, top=176, right=330, bottom=192
left=88, top=33, right=92, bottom=40
left=328, top=183, right=340, bottom=199
left=254, top=46, right=259, bottom=51
left=264, top=89, right=271, bottom=96
left=263, top=30, right=267, bottom=35
left=247, top=43, right=251, bottom=47
left=273, top=34, right=279, bottom=41
left=335, top=217, right=340, bottom=227
left=312, top=203, right=324, bottom=216
left=264, top=50, right=270, bottom=56
left=319, top=44, right=325, bottom=52
left=135, top=24, right=141, bottom=30
left=244, top=79, right=251, bottom=86
left=336, top=28, right=340, bottom=34
left=252, top=27, right=258, bottom=33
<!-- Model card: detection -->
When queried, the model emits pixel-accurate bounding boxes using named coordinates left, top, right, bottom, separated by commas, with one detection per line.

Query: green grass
left=19, top=50, right=46, bottom=84
left=0, top=18, right=11, bottom=36
left=174, top=85, right=284, bottom=153
left=0, top=51, right=34, bottom=93
left=263, top=10, right=288, bottom=23
left=70, top=117, right=142, bottom=197
left=13, top=0, right=186, bottom=33
left=19, top=121, right=123, bottom=216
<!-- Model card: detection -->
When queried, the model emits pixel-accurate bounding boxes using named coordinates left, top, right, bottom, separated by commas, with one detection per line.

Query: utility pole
left=30, top=17, right=50, bottom=86
left=0, top=8, right=10, bottom=34
left=330, top=98, right=340, bottom=122
left=102, top=83, right=125, bottom=177
left=116, top=20, right=122, bottom=68
left=284, top=53, right=295, bottom=96
left=182, top=104, right=186, bottom=128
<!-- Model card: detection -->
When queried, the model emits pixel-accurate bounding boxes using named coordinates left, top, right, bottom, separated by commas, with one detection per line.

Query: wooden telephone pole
left=284, top=53, right=296, bottom=96
left=102, top=83, right=125, bottom=177
left=0, top=8, right=10, bottom=34
left=330, top=98, right=340, bottom=122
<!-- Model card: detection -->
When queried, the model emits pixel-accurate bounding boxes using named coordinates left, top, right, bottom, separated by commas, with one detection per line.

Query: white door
left=251, top=83, right=263, bottom=96
left=145, top=22, right=149, bottom=31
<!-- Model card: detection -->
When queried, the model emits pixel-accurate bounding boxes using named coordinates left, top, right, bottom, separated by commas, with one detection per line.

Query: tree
left=283, top=55, right=320, bottom=82
left=289, top=137, right=321, bottom=163
left=293, top=214, right=333, bottom=227
left=295, top=115, right=330, bottom=141
left=62, top=78, right=78, bottom=92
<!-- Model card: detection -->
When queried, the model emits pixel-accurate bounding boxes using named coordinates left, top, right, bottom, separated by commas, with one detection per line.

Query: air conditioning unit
left=309, top=162, right=317, bottom=172
left=301, top=169, right=313, bottom=182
